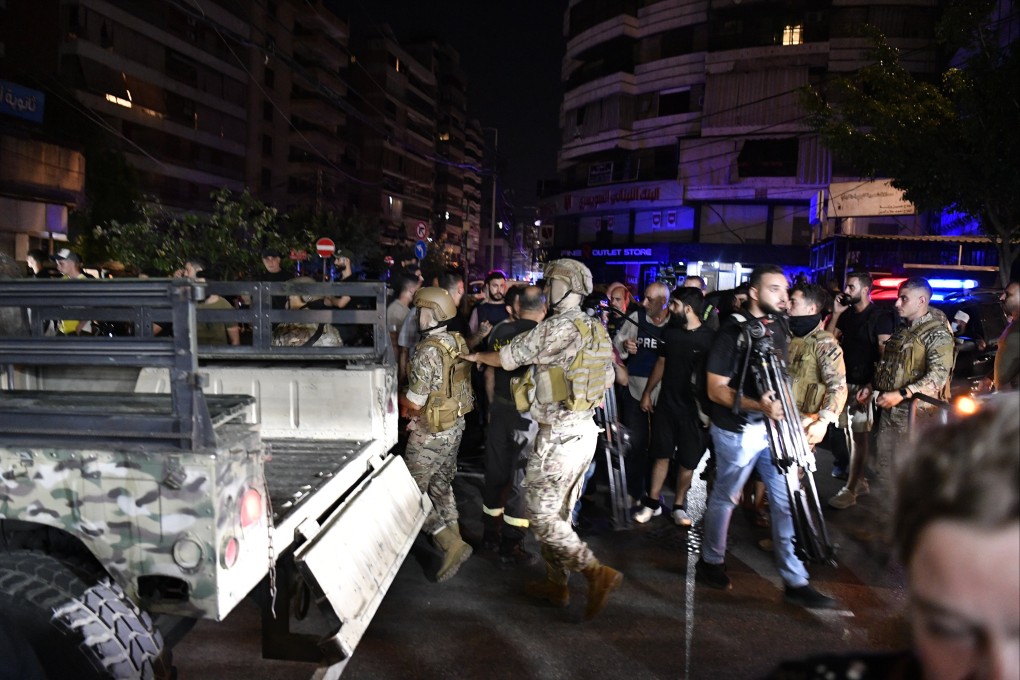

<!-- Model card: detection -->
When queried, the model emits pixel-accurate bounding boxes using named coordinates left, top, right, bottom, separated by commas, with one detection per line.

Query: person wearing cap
left=401, top=286, right=475, bottom=582
left=52, top=248, right=93, bottom=335
left=464, top=259, right=622, bottom=621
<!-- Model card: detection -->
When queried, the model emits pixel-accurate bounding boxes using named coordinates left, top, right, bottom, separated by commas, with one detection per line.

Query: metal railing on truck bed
left=0, top=278, right=247, bottom=451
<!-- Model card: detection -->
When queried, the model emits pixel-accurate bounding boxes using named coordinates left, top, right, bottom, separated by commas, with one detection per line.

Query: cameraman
left=695, top=264, right=836, bottom=609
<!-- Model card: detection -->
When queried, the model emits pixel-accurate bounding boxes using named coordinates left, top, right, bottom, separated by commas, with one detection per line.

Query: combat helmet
left=544, top=259, right=593, bottom=296
left=413, top=286, right=457, bottom=322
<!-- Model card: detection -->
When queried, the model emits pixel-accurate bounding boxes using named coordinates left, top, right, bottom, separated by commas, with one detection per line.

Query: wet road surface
left=173, top=446, right=910, bottom=680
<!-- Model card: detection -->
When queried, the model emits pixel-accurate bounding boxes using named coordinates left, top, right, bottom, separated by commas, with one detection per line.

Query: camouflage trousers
left=523, top=419, right=601, bottom=583
left=404, top=418, right=465, bottom=535
left=875, top=404, right=935, bottom=481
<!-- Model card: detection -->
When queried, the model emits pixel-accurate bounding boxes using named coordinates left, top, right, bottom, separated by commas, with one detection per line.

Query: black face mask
left=788, top=313, right=824, bottom=337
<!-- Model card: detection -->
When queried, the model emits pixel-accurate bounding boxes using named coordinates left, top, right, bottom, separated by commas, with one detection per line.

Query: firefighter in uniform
left=465, top=259, right=621, bottom=620
left=859, top=277, right=954, bottom=481
left=788, top=284, right=848, bottom=446
left=402, top=287, right=475, bottom=582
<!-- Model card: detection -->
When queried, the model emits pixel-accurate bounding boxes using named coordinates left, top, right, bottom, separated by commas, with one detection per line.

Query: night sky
left=331, top=1, right=567, bottom=206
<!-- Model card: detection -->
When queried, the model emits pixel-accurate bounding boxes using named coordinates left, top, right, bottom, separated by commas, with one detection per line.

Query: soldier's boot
left=433, top=524, right=472, bottom=583
left=525, top=564, right=570, bottom=607
left=581, top=560, right=623, bottom=620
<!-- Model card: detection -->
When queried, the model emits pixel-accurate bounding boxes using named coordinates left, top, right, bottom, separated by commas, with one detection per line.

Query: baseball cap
left=52, top=248, right=81, bottom=263
left=333, top=248, right=354, bottom=261
left=261, top=247, right=283, bottom=258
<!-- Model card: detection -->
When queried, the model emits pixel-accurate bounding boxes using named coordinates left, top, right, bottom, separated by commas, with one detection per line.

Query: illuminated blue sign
left=0, top=80, right=45, bottom=124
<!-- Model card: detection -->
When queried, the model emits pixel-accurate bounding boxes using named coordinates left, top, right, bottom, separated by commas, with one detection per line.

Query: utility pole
left=486, top=127, right=498, bottom=272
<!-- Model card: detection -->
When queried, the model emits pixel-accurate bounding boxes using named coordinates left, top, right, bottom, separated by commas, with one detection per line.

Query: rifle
left=736, top=317, right=837, bottom=566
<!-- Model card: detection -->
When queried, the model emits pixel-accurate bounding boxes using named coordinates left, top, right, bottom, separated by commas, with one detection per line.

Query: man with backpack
left=636, top=286, right=715, bottom=526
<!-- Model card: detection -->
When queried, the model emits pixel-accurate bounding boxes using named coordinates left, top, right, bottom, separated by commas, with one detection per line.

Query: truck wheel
left=0, top=551, right=173, bottom=680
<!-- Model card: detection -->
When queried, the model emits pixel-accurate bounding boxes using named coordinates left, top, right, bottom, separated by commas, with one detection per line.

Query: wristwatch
left=899, top=387, right=909, bottom=398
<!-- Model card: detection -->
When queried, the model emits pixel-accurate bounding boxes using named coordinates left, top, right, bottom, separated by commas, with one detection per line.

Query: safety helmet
left=412, top=286, right=457, bottom=322
left=544, top=259, right=593, bottom=296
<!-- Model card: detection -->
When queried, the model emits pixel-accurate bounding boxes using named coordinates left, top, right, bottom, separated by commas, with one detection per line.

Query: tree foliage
left=95, top=189, right=305, bottom=279
left=802, top=2, right=1020, bottom=284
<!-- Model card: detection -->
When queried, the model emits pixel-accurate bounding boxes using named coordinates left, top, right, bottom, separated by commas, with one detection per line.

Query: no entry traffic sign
left=315, top=237, right=335, bottom=257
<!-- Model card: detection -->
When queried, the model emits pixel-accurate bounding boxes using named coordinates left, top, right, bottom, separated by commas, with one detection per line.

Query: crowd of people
left=384, top=254, right=1018, bottom=631
left=16, top=247, right=1020, bottom=633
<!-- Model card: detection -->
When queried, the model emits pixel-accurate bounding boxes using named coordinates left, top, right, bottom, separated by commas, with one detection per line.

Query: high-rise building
left=543, top=0, right=946, bottom=290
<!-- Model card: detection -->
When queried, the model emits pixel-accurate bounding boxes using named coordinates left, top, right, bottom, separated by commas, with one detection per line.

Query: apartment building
left=543, top=0, right=942, bottom=290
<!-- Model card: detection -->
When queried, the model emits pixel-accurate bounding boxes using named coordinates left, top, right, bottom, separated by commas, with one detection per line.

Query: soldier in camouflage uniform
left=788, top=284, right=848, bottom=446
left=860, top=277, right=954, bottom=482
left=465, top=259, right=622, bottom=620
left=401, top=287, right=475, bottom=582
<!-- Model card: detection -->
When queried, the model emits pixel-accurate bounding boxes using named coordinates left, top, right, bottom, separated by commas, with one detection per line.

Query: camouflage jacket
left=407, top=331, right=452, bottom=407
left=499, top=307, right=614, bottom=425
left=873, top=310, right=954, bottom=399
left=789, top=326, right=847, bottom=423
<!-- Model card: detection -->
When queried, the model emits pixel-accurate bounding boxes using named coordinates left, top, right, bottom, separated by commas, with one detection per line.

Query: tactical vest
left=873, top=316, right=951, bottom=397
left=789, top=329, right=833, bottom=415
left=525, top=314, right=613, bottom=412
left=418, top=332, right=474, bottom=433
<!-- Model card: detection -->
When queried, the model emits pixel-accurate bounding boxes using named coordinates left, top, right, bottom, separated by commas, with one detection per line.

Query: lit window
left=782, top=25, right=803, bottom=45
left=439, top=132, right=450, bottom=141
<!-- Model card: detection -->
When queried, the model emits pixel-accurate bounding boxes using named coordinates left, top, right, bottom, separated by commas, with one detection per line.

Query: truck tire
left=0, top=551, right=173, bottom=680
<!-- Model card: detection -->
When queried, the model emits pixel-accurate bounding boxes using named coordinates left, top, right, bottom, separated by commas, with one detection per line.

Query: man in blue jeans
left=696, top=264, right=837, bottom=609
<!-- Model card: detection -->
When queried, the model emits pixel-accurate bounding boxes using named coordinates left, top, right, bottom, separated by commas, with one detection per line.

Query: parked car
left=932, top=289, right=1007, bottom=395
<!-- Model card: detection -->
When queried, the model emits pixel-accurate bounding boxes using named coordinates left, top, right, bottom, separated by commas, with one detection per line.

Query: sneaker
left=632, top=504, right=662, bottom=524
left=695, top=559, right=732, bottom=590
left=855, top=478, right=870, bottom=497
left=831, top=464, right=849, bottom=480
left=671, top=506, right=692, bottom=527
left=828, top=486, right=857, bottom=510
left=784, top=584, right=837, bottom=609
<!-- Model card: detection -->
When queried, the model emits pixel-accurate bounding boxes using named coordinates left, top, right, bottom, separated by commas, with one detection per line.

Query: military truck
left=0, top=277, right=429, bottom=679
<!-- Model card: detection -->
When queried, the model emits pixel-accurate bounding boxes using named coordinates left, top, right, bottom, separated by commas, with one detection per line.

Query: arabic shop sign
left=0, top=80, right=45, bottom=124
left=544, top=181, right=683, bottom=217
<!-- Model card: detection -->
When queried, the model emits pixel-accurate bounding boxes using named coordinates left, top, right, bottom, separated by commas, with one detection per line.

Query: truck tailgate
left=291, top=452, right=430, bottom=667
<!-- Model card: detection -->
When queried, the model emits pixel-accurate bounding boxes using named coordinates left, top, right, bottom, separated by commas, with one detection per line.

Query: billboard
left=829, top=179, right=915, bottom=217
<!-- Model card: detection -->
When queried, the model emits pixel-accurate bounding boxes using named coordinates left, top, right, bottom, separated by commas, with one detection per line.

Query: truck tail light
left=222, top=536, right=239, bottom=569
left=240, top=488, right=263, bottom=528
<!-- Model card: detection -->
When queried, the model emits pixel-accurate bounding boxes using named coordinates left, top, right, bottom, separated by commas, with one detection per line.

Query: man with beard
left=613, top=281, right=671, bottom=512
left=696, top=265, right=837, bottom=609
left=468, top=269, right=509, bottom=349
left=637, top=286, right=715, bottom=526
left=824, top=271, right=893, bottom=509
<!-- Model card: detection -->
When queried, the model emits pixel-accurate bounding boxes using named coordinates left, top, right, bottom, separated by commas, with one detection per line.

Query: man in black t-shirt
left=636, top=287, right=715, bottom=526
left=696, top=264, right=837, bottom=610
left=480, top=285, right=545, bottom=567
left=824, top=271, right=893, bottom=509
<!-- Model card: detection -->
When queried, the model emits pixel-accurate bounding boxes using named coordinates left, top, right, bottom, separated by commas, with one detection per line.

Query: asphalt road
left=173, top=442, right=911, bottom=680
